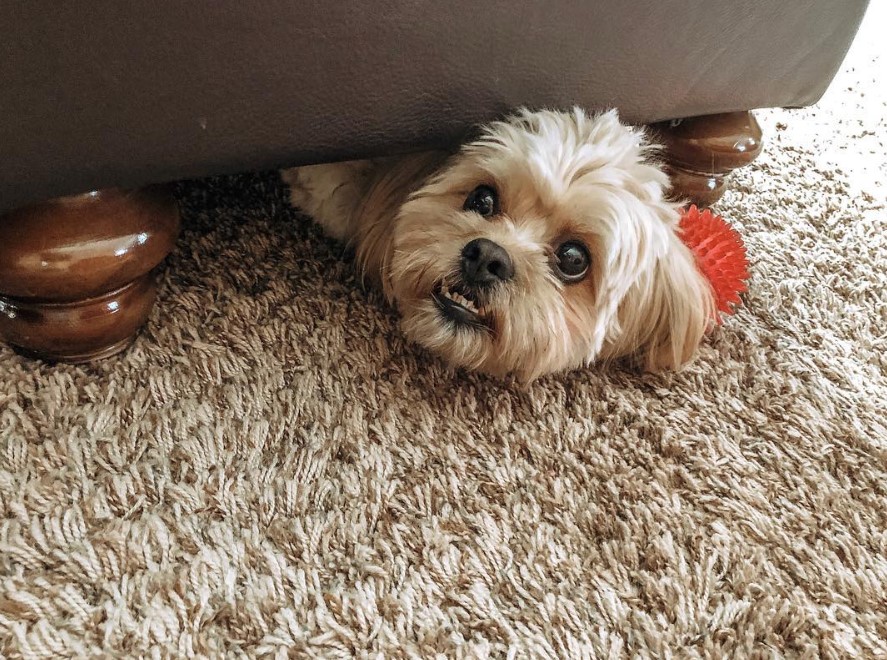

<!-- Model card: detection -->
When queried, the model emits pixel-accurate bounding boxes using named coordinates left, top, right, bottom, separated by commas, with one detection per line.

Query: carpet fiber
left=2, top=14, right=886, bottom=660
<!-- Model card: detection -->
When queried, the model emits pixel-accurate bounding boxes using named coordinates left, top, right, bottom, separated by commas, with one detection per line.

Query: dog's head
left=384, top=108, right=715, bottom=380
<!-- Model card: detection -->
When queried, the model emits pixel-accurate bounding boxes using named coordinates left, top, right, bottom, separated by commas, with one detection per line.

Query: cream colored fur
left=283, top=108, right=715, bottom=380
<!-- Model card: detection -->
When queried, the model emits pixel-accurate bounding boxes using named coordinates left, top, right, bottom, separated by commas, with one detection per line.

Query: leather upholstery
left=0, top=0, right=870, bottom=211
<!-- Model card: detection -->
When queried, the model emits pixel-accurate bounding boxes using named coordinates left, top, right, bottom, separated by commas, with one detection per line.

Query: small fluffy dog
left=282, top=108, right=714, bottom=380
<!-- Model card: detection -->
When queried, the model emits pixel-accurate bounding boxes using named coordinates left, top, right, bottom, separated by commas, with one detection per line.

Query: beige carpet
left=2, top=13, right=886, bottom=660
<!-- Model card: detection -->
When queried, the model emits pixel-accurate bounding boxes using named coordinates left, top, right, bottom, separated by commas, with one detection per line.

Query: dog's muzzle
left=431, top=239, right=514, bottom=332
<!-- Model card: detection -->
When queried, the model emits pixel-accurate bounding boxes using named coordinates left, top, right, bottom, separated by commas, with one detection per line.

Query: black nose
left=460, top=238, right=515, bottom=286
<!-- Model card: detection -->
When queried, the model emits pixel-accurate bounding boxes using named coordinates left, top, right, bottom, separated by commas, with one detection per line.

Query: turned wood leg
left=649, top=111, right=763, bottom=206
left=0, top=187, right=179, bottom=363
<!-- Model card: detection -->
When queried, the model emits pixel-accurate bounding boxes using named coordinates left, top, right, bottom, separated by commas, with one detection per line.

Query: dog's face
left=385, top=108, right=714, bottom=380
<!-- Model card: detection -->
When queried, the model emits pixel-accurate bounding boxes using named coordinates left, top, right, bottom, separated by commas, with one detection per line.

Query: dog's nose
left=461, top=238, right=514, bottom=286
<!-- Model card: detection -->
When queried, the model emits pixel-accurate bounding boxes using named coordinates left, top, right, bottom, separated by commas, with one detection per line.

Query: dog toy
left=678, top=205, right=749, bottom=322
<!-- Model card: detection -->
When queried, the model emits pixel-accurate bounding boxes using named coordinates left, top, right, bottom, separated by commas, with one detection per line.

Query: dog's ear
left=617, top=235, right=715, bottom=371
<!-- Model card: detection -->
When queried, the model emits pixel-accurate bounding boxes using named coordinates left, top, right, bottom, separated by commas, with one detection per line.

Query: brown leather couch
left=0, top=0, right=871, bottom=362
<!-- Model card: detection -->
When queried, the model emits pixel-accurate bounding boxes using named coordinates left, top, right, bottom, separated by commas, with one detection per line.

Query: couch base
left=0, top=188, right=179, bottom=363
left=0, top=112, right=761, bottom=363
left=651, top=111, right=763, bottom=207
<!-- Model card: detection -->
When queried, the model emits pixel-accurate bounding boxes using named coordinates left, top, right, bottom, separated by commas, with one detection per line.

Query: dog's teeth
left=437, top=285, right=486, bottom=315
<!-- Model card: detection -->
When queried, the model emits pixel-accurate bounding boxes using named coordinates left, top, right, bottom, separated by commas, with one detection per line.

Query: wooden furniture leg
left=649, top=111, right=763, bottom=206
left=0, top=187, right=180, bottom=363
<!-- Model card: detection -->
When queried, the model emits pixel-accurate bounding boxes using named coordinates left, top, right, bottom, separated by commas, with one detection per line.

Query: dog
left=282, top=108, right=714, bottom=381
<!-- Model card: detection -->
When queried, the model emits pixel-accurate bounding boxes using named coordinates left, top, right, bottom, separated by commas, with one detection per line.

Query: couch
left=0, top=0, right=871, bottom=361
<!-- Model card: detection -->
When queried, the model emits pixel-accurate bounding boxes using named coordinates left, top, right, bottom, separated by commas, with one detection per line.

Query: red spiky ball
left=678, top=205, right=749, bottom=322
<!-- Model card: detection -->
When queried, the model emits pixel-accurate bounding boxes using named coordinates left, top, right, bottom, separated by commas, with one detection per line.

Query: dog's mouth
left=432, top=281, right=492, bottom=332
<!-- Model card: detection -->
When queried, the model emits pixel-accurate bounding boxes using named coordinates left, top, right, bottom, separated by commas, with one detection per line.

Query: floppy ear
left=614, top=234, right=715, bottom=370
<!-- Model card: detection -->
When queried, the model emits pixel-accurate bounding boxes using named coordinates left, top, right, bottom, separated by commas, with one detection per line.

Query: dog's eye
left=553, top=241, right=590, bottom=282
left=463, top=185, right=498, bottom=218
